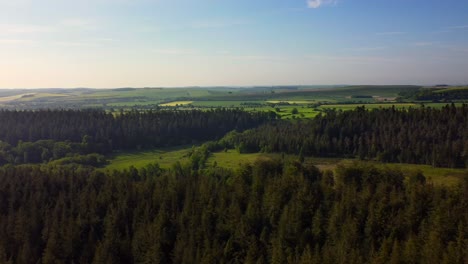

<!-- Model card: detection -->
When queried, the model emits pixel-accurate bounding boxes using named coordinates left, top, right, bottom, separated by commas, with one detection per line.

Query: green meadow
left=209, top=151, right=467, bottom=187
left=102, top=146, right=192, bottom=171
left=104, top=147, right=466, bottom=187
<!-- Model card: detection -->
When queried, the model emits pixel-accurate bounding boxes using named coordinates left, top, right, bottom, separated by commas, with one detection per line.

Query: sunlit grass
left=159, top=101, right=194, bottom=106
left=206, top=150, right=466, bottom=187
left=102, top=146, right=192, bottom=171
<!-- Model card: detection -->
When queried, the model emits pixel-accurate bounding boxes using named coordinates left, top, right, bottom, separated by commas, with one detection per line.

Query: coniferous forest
left=0, top=109, right=274, bottom=165
left=220, top=104, right=468, bottom=168
left=0, top=109, right=274, bottom=150
left=0, top=160, right=466, bottom=264
left=3, top=0, right=468, bottom=262
left=0, top=106, right=467, bottom=264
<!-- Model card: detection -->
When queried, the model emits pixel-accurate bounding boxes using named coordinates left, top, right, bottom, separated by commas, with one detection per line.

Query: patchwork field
left=4, top=85, right=459, bottom=110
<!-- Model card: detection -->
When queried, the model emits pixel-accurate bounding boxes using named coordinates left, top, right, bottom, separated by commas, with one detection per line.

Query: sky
left=1, top=0, right=468, bottom=88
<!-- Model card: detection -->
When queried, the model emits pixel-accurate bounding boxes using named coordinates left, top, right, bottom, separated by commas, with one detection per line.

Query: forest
left=0, top=160, right=466, bottom=264
left=218, top=104, right=468, bottom=168
left=0, top=109, right=274, bottom=165
left=0, top=105, right=466, bottom=264
left=398, top=87, right=468, bottom=101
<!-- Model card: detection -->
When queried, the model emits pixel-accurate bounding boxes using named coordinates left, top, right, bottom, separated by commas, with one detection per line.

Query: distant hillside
left=0, top=85, right=423, bottom=109
left=398, top=86, right=468, bottom=101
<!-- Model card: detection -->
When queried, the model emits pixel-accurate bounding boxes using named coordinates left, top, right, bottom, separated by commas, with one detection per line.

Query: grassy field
left=318, top=103, right=418, bottom=111
left=207, top=150, right=466, bottom=187
left=206, top=150, right=343, bottom=170
left=266, top=100, right=316, bottom=104
left=190, top=101, right=259, bottom=107
left=230, top=105, right=321, bottom=119
left=102, top=146, right=192, bottom=171
left=370, top=162, right=467, bottom=186
left=160, top=101, right=194, bottom=106
left=105, top=147, right=466, bottom=187
left=432, top=86, right=468, bottom=93
left=0, top=93, right=34, bottom=102
left=207, top=150, right=268, bottom=169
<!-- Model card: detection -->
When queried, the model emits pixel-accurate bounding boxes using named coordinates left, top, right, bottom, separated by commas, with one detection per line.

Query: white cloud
left=411, top=42, right=433, bottom=47
left=190, top=19, right=249, bottom=29
left=446, top=25, right=468, bottom=29
left=52, top=41, right=100, bottom=47
left=152, top=48, right=196, bottom=55
left=344, top=46, right=387, bottom=51
left=0, top=24, right=55, bottom=34
left=376, top=31, right=406, bottom=36
left=59, top=18, right=95, bottom=28
left=0, top=38, right=35, bottom=44
left=307, top=0, right=337, bottom=9
left=0, top=18, right=96, bottom=36
left=306, top=54, right=399, bottom=64
left=224, top=54, right=287, bottom=61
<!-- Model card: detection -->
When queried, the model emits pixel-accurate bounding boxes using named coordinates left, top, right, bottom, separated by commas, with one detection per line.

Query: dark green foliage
left=0, top=161, right=466, bottom=263
left=220, top=104, right=468, bottom=168
left=399, top=87, right=468, bottom=101
left=0, top=140, right=108, bottom=166
left=0, top=109, right=274, bottom=152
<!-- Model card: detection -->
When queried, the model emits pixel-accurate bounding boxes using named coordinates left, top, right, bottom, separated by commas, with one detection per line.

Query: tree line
left=218, top=104, right=468, bottom=168
left=398, top=88, right=468, bottom=101
left=0, top=109, right=275, bottom=154
left=0, top=159, right=466, bottom=264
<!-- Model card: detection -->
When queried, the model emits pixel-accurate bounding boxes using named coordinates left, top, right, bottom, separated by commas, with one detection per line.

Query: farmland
left=0, top=85, right=423, bottom=107
left=1, top=86, right=465, bottom=120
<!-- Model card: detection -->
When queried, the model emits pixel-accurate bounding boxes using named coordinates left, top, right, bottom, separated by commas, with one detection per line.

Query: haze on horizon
left=1, top=0, right=468, bottom=88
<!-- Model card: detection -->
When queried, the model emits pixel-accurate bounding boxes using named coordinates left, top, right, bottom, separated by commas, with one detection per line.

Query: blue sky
left=1, top=0, right=468, bottom=88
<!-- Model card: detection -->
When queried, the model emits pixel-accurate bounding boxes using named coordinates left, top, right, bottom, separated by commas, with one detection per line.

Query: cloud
left=0, top=24, right=55, bottom=34
left=429, top=25, right=468, bottom=34
left=152, top=49, right=196, bottom=55
left=447, top=25, right=468, bottom=29
left=345, top=46, right=387, bottom=51
left=307, top=0, right=337, bottom=9
left=52, top=41, right=101, bottom=47
left=224, top=54, right=287, bottom=61
left=411, top=42, right=433, bottom=47
left=0, top=18, right=97, bottom=36
left=306, top=54, right=399, bottom=64
left=376, top=31, right=406, bottom=36
left=59, top=18, right=95, bottom=29
left=0, top=38, right=35, bottom=44
left=190, top=19, right=249, bottom=29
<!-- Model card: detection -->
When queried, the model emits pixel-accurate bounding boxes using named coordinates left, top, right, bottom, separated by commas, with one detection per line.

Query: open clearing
left=266, top=100, right=315, bottom=104
left=105, top=147, right=466, bottom=187
left=243, top=106, right=321, bottom=119
left=159, top=101, right=194, bottom=106
left=102, top=146, right=192, bottom=171
left=17, top=93, right=70, bottom=101
left=318, top=103, right=418, bottom=111
left=0, top=93, right=35, bottom=102
left=207, top=150, right=466, bottom=187
left=190, top=101, right=258, bottom=107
